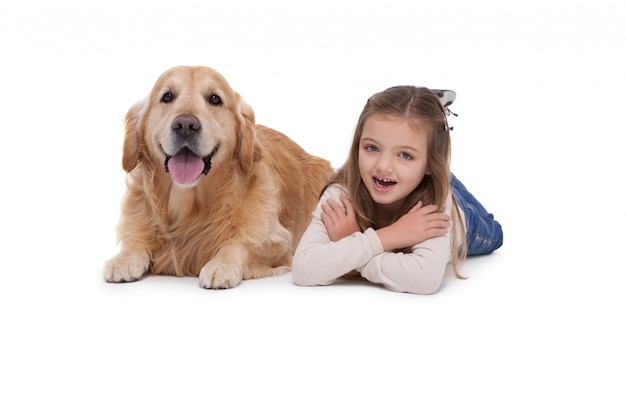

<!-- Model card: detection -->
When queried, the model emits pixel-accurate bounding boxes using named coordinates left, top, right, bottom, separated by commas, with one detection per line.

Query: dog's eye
left=161, top=92, right=174, bottom=103
left=208, top=94, right=223, bottom=106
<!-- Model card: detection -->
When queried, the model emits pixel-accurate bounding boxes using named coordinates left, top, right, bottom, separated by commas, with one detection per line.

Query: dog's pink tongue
left=167, top=149, right=204, bottom=184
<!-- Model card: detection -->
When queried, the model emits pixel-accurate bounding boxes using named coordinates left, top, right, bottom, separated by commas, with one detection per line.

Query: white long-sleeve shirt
left=292, top=184, right=462, bottom=294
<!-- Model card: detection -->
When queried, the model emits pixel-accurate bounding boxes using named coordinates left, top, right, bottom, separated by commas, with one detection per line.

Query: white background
left=1, top=0, right=625, bottom=415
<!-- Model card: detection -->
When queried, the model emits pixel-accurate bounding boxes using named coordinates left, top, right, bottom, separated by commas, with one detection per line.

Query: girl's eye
left=399, top=152, right=413, bottom=160
left=364, top=144, right=378, bottom=152
left=161, top=92, right=174, bottom=103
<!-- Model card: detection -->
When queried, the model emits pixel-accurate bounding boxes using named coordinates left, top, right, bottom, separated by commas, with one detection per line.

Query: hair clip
left=442, top=111, right=451, bottom=131
left=442, top=107, right=458, bottom=131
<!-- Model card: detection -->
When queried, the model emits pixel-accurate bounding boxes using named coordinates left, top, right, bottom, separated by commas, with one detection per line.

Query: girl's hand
left=321, top=195, right=360, bottom=242
left=377, top=202, right=451, bottom=251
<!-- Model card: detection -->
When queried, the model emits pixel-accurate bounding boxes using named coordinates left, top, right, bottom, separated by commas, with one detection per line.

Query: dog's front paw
left=103, top=250, right=150, bottom=283
left=199, top=260, right=243, bottom=289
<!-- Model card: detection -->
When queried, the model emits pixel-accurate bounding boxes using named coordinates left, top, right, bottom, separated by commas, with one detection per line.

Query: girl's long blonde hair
left=332, top=86, right=467, bottom=278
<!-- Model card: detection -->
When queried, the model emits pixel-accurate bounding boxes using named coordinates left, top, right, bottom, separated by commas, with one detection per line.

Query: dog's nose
left=171, top=114, right=201, bottom=138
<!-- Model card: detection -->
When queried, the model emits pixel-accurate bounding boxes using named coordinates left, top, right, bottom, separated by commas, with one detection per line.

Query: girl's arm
left=292, top=186, right=384, bottom=286
left=358, top=195, right=455, bottom=294
left=375, top=202, right=451, bottom=251
left=358, top=232, right=451, bottom=294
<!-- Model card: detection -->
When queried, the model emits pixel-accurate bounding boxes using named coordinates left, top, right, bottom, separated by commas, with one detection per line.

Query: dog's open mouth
left=164, top=146, right=218, bottom=185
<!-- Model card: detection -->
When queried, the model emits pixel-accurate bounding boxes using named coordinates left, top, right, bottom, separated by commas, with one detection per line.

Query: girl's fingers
left=340, top=195, right=356, bottom=217
left=409, top=201, right=423, bottom=213
left=321, top=211, right=337, bottom=228
left=321, top=203, right=338, bottom=224
left=326, top=199, right=344, bottom=215
left=431, top=214, right=451, bottom=222
left=416, top=204, right=440, bottom=214
left=339, top=195, right=351, bottom=210
left=328, top=197, right=354, bottom=216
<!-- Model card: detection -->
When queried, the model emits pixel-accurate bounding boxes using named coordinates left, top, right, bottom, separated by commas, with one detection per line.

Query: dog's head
left=122, top=66, right=259, bottom=186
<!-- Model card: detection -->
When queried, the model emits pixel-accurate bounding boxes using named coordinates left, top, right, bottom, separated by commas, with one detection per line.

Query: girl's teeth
left=375, top=177, right=396, bottom=186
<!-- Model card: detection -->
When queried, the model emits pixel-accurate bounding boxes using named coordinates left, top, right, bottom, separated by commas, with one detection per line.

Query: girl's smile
left=358, top=116, right=429, bottom=209
left=372, top=176, right=398, bottom=192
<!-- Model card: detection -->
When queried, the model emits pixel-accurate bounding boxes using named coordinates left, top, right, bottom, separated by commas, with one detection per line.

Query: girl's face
left=358, top=116, right=429, bottom=211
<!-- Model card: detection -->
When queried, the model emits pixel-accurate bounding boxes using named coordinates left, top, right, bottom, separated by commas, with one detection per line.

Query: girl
left=292, top=86, right=503, bottom=294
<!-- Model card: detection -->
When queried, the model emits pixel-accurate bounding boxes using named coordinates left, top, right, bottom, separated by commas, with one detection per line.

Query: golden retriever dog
left=103, top=66, right=333, bottom=289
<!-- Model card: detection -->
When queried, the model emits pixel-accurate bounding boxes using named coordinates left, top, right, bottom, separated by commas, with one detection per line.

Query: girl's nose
left=375, top=153, right=393, bottom=173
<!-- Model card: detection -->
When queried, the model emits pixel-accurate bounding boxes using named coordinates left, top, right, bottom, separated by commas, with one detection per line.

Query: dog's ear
left=235, top=95, right=259, bottom=174
left=121, top=100, right=146, bottom=173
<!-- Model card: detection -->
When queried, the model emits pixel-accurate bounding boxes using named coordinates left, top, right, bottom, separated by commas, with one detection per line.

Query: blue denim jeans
left=451, top=174, right=503, bottom=256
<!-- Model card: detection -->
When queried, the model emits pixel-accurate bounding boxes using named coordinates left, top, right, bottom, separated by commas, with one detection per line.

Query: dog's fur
left=103, top=66, right=333, bottom=288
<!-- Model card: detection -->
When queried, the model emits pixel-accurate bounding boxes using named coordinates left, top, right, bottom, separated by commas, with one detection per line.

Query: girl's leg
left=451, top=174, right=503, bottom=256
